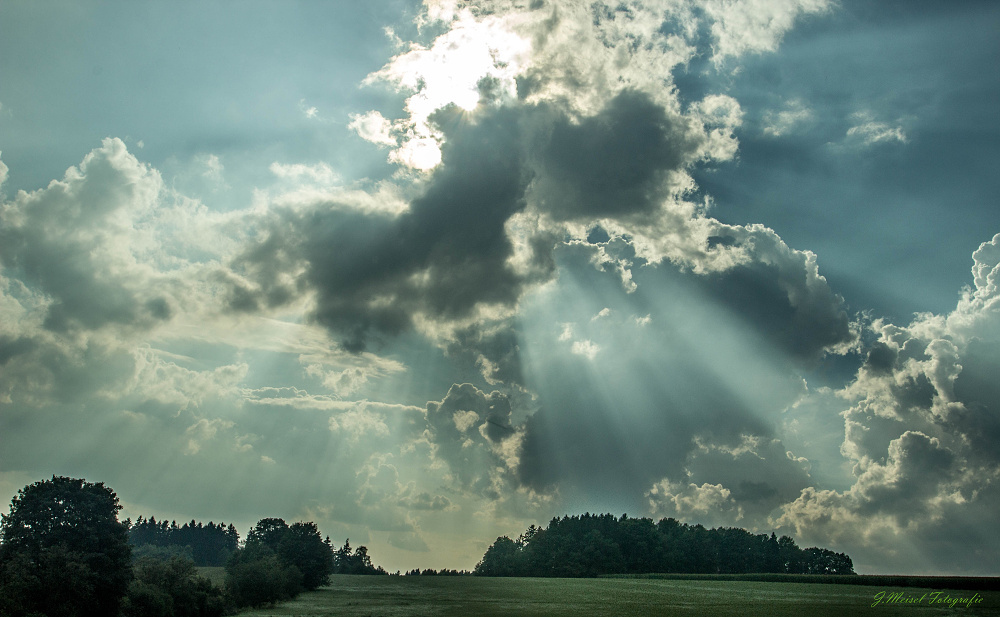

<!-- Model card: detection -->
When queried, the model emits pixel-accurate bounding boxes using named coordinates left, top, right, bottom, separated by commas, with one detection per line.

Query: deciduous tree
left=0, top=476, right=132, bottom=616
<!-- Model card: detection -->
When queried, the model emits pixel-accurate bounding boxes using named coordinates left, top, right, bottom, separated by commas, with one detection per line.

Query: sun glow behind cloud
left=358, top=7, right=531, bottom=170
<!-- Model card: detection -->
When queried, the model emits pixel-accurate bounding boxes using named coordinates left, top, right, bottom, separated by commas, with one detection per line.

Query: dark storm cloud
left=531, top=90, right=700, bottom=221
left=696, top=258, right=854, bottom=362
left=237, top=104, right=544, bottom=351
left=237, top=89, right=703, bottom=352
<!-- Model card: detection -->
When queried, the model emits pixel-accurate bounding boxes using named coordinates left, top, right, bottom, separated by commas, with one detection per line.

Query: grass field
left=237, top=574, right=1000, bottom=617
left=195, top=566, right=226, bottom=589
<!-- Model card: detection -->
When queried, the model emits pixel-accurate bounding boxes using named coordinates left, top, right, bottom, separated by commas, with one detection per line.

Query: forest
left=474, top=513, right=855, bottom=577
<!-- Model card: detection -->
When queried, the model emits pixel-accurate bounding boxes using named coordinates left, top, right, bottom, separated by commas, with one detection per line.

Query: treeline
left=404, top=568, right=472, bottom=576
left=475, top=513, right=854, bottom=577
left=0, top=476, right=391, bottom=617
left=128, top=517, right=239, bottom=566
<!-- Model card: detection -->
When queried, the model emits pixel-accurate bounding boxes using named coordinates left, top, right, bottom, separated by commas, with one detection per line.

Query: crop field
left=238, top=575, right=1000, bottom=617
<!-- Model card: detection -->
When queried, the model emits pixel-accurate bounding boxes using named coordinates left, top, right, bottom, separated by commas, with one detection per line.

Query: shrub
left=225, top=550, right=303, bottom=608
left=122, top=556, right=225, bottom=617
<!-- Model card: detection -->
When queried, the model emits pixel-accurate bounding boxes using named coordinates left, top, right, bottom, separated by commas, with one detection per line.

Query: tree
left=128, top=516, right=239, bottom=566
left=474, top=536, right=523, bottom=576
left=333, top=539, right=386, bottom=575
left=246, top=517, right=290, bottom=551
left=335, top=538, right=354, bottom=573
left=0, top=476, right=132, bottom=616
left=278, top=522, right=334, bottom=590
left=225, top=517, right=338, bottom=606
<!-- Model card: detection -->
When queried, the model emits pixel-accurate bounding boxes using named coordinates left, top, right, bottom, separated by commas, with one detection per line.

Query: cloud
left=269, top=161, right=338, bottom=185
left=10, top=0, right=984, bottom=575
left=678, top=434, right=813, bottom=523
left=569, top=340, right=600, bottom=359
left=693, top=224, right=857, bottom=362
left=363, top=5, right=531, bottom=168
left=197, top=154, right=226, bottom=185
left=218, top=1, right=856, bottom=377
left=836, top=112, right=908, bottom=149
left=774, top=234, right=1000, bottom=573
left=184, top=417, right=236, bottom=455
left=329, top=407, right=392, bottom=442
left=648, top=480, right=743, bottom=527
left=236, top=103, right=545, bottom=351
left=424, top=383, right=519, bottom=497
left=445, top=320, right=528, bottom=386
left=398, top=491, right=454, bottom=511
left=0, top=139, right=169, bottom=333
left=845, top=121, right=907, bottom=147
left=697, top=0, right=832, bottom=63
left=528, top=90, right=705, bottom=221
left=348, top=111, right=398, bottom=147
left=762, top=99, right=813, bottom=137
left=0, top=141, right=450, bottom=548
left=513, top=342, right=776, bottom=507
left=299, top=99, right=319, bottom=119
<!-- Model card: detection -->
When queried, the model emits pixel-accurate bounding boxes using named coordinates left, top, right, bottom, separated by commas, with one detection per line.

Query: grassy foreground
left=237, top=574, right=999, bottom=617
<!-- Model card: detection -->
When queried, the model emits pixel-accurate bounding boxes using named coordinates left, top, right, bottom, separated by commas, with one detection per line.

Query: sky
left=1, top=0, right=998, bottom=575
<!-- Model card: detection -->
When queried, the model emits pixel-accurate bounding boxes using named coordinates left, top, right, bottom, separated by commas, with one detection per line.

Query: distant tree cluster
left=0, top=476, right=392, bottom=616
left=334, top=539, right=388, bottom=576
left=404, top=568, right=472, bottom=576
left=225, top=519, right=387, bottom=609
left=128, top=516, right=239, bottom=566
left=474, top=514, right=855, bottom=577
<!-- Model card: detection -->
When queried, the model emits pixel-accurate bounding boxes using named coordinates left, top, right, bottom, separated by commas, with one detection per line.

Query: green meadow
left=237, top=575, right=999, bottom=617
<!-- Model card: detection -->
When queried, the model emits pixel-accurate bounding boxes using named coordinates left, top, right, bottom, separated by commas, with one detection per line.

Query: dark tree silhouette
left=123, top=556, right=224, bottom=617
left=0, top=476, right=133, bottom=616
left=128, top=516, right=239, bottom=566
left=475, top=536, right=521, bottom=576
left=278, top=522, right=335, bottom=590
left=334, top=538, right=387, bottom=575
left=474, top=513, right=854, bottom=578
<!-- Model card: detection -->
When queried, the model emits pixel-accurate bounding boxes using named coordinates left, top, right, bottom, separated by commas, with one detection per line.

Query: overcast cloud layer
left=1, top=0, right=998, bottom=574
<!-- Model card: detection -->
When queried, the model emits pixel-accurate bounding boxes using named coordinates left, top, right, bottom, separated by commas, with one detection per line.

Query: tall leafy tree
left=0, top=476, right=132, bottom=616
left=278, top=522, right=334, bottom=590
left=246, top=517, right=290, bottom=552
left=474, top=536, right=523, bottom=576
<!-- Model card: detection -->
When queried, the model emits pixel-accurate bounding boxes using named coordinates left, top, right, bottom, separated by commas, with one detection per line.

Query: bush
left=122, top=556, right=225, bottom=617
left=225, top=549, right=303, bottom=608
